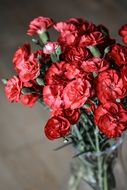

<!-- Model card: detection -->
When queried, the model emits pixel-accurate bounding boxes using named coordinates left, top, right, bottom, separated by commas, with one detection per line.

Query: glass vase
left=68, top=135, right=127, bottom=190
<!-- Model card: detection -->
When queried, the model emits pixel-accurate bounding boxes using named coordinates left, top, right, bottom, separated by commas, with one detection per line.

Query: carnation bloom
left=67, top=18, right=96, bottom=34
left=54, top=22, right=77, bottom=33
left=119, top=24, right=127, bottom=45
left=18, top=54, right=40, bottom=82
left=109, top=44, right=127, bottom=66
left=20, top=94, right=38, bottom=107
left=63, top=78, right=91, bottom=109
left=43, top=85, right=63, bottom=110
left=81, top=57, right=109, bottom=74
left=96, top=70, right=127, bottom=104
left=27, top=16, right=54, bottom=36
left=5, top=76, right=22, bottom=103
left=79, top=31, right=105, bottom=47
left=58, top=30, right=78, bottom=46
left=45, top=61, right=81, bottom=85
left=95, top=102, right=127, bottom=138
left=5, top=77, right=39, bottom=107
left=121, top=66, right=127, bottom=88
left=64, top=46, right=90, bottom=63
left=13, top=44, right=30, bottom=72
left=52, top=108, right=80, bottom=125
left=54, top=21, right=79, bottom=46
left=44, top=116, right=71, bottom=140
left=63, top=108, right=80, bottom=124
left=45, top=61, right=67, bottom=85
left=43, top=42, right=59, bottom=54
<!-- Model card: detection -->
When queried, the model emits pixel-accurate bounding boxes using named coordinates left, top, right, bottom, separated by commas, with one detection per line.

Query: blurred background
left=0, top=0, right=127, bottom=190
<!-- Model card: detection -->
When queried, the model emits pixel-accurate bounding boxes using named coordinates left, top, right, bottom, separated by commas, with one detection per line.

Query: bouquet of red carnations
left=3, top=17, right=127, bottom=190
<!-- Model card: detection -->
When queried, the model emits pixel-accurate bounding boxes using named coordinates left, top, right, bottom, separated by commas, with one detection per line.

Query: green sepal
left=39, top=32, right=49, bottom=44
left=32, top=38, right=38, bottom=44
left=88, top=46, right=101, bottom=57
left=104, top=46, right=110, bottom=54
left=50, top=46, right=61, bottom=62
left=21, top=87, right=35, bottom=95
left=1, top=78, right=8, bottom=85
left=51, top=53, right=58, bottom=62
left=56, top=46, right=61, bottom=61
left=93, top=72, right=98, bottom=78
left=36, top=77, right=45, bottom=86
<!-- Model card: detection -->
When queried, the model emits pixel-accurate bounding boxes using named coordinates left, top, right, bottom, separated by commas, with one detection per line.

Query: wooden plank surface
left=0, top=0, right=127, bottom=189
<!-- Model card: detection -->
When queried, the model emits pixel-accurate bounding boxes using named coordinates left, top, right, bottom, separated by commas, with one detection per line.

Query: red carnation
left=58, top=30, right=78, bottom=46
left=119, top=24, right=127, bottom=45
left=63, top=109, right=80, bottom=124
left=45, top=61, right=81, bottom=85
left=44, top=116, right=71, bottom=140
left=81, top=57, right=109, bottom=74
left=67, top=18, right=96, bottom=34
left=13, top=44, right=30, bottom=72
left=20, top=81, right=39, bottom=107
left=63, top=78, right=91, bottom=109
left=20, top=94, right=38, bottom=107
left=95, top=102, right=127, bottom=138
left=5, top=76, right=22, bottom=103
left=96, top=70, right=127, bottom=104
left=54, top=21, right=79, bottom=46
left=79, top=31, right=105, bottom=47
left=64, top=46, right=90, bottom=63
left=18, top=54, right=40, bottom=82
left=45, top=61, right=66, bottom=85
left=54, top=22, right=77, bottom=33
left=27, top=16, right=54, bottom=36
left=52, top=108, right=80, bottom=125
left=109, top=44, right=127, bottom=66
left=43, top=85, right=63, bottom=111
left=121, top=65, right=127, bottom=88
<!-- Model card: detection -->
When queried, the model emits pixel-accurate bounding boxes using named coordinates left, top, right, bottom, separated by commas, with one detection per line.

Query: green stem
left=86, top=131, right=96, bottom=150
left=104, top=163, right=108, bottom=190
left=80, top=113, right=96, bottom=151
left=68, top=166, right=84, bottom=190
left=73, top=125, right=83, bottom=141
left=95, top=128, right=103, bottom=190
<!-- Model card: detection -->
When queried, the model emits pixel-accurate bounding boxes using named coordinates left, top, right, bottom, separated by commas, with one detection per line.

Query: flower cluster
left=4, top=16, right=127, bottom=140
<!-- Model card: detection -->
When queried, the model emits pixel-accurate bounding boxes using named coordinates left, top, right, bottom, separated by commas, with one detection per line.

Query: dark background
left=0, top=0, right=127, bottom=190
